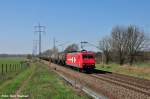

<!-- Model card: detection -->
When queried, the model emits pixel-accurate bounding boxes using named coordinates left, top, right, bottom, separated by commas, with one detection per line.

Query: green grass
left=0, top=57, right=25, bottom=64
left=21, top=63, right=90, bottom=99
left=0, top=63, right=34, bottom=99
left=96, top=63, right=120, bottom=72
left=0, top=57, right=27, bottom=84
left=134, top=61, right=150, bottom=67
left=0, top=61, right=90, bottom=99
left=96, top=63, right=150, bottom=80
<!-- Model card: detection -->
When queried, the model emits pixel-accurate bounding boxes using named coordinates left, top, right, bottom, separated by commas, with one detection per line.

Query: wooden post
left=2, top=64, right=3, bottom=75
left=6, top=64, right=7, bottom=73
left=15, top=64, right=16, bottom=71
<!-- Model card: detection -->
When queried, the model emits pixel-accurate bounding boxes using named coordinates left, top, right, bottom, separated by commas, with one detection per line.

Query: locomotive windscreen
left=82, top=54, right=94, bottom=59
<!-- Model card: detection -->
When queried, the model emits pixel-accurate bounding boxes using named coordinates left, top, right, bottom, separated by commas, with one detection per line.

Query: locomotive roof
left=58, top=50, right=95, bottom=55
left=67, top=50, right=94, bottom=54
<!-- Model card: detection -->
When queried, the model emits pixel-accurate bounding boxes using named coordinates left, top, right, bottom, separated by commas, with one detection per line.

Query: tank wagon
left=51, top=50, right=95, bottom=72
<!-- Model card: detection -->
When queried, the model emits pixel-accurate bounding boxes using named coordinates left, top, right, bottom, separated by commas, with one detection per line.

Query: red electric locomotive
left=50, top=50, right=95, bottom=72
left=66, top=50, right=95, bottom=72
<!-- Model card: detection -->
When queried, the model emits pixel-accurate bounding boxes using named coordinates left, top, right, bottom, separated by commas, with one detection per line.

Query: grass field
left=0, top=57, right=25, bottom=73
left=0, top=63, right=34, bottom=96
left=0, top=57, right=25, bottom=64
left=133, top=61, right=150, bottom=67
left=96, top=62, right=150, bottom=80
left=20, top=63, right=90, bottom=99
left=0, top=57, right=28, bottom=84
left=0, top=60, right=90, bottom=99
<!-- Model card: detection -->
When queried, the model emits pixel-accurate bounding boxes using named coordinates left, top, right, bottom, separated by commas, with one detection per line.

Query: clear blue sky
left=0, top=0, right=150, bottom=54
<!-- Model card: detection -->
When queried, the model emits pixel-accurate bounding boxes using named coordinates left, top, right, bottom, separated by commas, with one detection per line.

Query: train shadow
left=52, top=62, right=112, bottom=74
left=93, top=69, right=112, bottom=74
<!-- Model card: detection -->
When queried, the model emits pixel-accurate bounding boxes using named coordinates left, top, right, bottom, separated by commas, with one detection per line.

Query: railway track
left=91, top=73, right=150, bottom=96
left=41, top=58, right=150, bottom=97
left=108, top=73, right=150, bottom=88
left=41, top=59, right=150, bottom=98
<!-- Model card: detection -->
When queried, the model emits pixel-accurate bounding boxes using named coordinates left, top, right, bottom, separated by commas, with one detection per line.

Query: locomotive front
left=81, top=51, right=95, bottom=71
left=66, top=50, right=95, bottom=72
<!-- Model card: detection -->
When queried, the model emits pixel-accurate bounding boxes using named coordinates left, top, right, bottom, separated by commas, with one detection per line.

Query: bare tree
left=127, top=25, right=148, bottom=65
left=111, top=26, right=128, bottom=65
left=42, top=49, right=57, bottom=57
left=64, top=43, right=79, bottom=52
left=99, top=37, right=112, bottom=64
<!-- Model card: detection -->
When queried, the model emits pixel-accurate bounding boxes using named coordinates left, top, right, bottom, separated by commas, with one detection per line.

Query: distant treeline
left=95, top=51, right=150, bottom=64
left=0, top=54, right=27, bottom=58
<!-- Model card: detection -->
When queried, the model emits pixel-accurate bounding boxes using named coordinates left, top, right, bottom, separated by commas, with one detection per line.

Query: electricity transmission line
left=34, top=23, right=46, bottom=57
left=32, top=40, right=38, bottom=56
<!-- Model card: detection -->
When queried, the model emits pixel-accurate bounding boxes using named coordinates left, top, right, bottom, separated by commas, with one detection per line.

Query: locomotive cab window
left=82, top=54, right=93, bottom=59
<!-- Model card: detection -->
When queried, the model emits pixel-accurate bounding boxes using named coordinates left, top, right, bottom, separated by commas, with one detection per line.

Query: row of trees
left=99, top=25, right=149, bottom=65
left=64, top=44, right=79, bottom=52
left=41, top=44, right=79, bottom=57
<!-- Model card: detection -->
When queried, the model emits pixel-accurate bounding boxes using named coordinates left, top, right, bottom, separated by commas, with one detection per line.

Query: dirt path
left=13, top=69, right=34, bottom=99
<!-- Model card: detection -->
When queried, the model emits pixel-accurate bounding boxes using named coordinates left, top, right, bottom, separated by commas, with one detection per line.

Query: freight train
left=41, top=50, right=96, bottom=72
